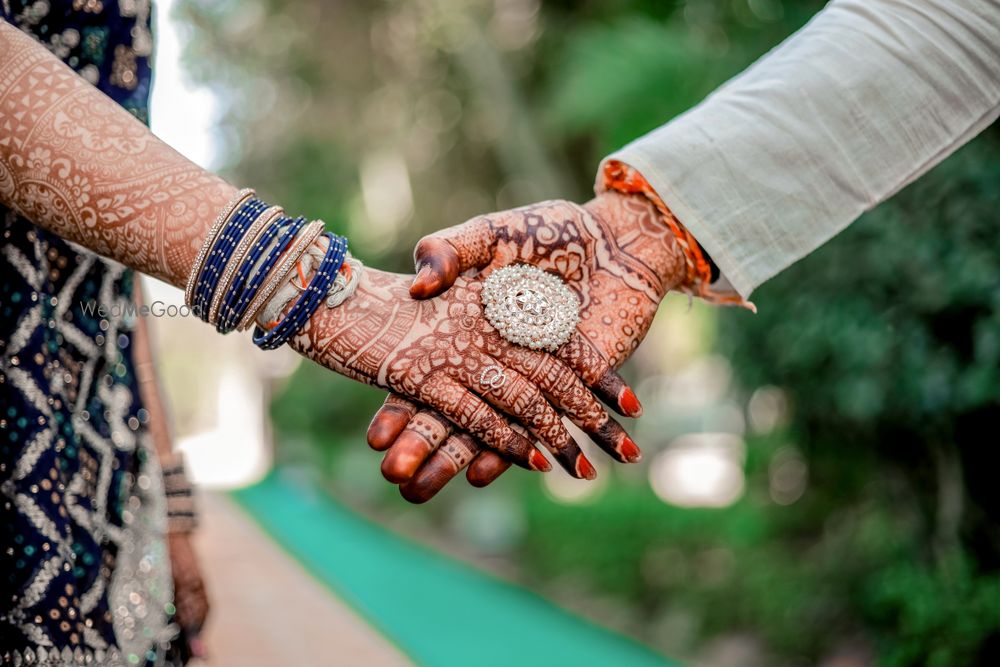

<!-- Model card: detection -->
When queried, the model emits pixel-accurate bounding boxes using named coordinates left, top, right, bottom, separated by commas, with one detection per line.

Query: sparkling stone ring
left=481, top=264, right=580, bottom=352
left=479, top=364, right=508, bottom=389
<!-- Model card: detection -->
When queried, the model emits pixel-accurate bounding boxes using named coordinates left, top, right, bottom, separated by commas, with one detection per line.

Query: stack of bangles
left=184, top=188, right=362, bottom=349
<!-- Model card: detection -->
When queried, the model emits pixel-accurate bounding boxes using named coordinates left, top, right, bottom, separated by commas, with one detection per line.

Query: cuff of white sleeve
left=596, top=150, right=757, bottom=302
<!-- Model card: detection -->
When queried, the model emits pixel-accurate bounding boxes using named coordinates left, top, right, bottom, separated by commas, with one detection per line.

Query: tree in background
left=719, top=129, right=1000, bottom=667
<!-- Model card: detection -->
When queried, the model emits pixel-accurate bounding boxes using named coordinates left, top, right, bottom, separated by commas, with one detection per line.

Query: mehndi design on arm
left=0, top=23, right=236, bottom=287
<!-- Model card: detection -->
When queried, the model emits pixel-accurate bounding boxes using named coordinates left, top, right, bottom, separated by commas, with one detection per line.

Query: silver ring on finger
left=479, top=364, right=508, bottom=390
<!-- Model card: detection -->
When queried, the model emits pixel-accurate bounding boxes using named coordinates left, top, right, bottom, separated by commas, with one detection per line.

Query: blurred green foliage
left=179, top=0, right=998, bottom=664
left=720, top=131, right=1000, bottom=666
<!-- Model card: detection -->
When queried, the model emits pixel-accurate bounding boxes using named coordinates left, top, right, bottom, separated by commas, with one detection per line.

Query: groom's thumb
left=410, top=235, right=460, bottom=299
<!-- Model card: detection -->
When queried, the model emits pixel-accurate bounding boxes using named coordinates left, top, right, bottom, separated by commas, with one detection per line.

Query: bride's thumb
left=410, top=235, right=462, bottom=298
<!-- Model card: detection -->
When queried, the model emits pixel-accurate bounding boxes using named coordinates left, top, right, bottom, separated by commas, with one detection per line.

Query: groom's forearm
left=600, top=0, right=1000, bottom=299
left=0, top=20, right=236, bottom=287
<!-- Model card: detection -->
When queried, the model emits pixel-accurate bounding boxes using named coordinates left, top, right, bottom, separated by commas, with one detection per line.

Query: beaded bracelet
left=237, top=220, right=325, bottom=332
left=252, top=232, right=348, bottom=350
left=184, top=188, right=254, bottom=307
left=208, top=205, right=284, bottom=328
left=216, top=215, right=309, bottom=333
left=193, top=197, right=269, bottom=320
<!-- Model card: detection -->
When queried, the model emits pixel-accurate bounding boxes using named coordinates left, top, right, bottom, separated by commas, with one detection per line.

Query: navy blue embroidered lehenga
left=1, top=2, right=181, bottom=665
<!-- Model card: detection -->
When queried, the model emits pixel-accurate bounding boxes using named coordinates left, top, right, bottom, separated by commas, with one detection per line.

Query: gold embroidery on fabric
left=119, top=0, right=153, bottom=57
left=73, top=0, right=105, bottom=13
left=109, top=45, right=138, bottom=90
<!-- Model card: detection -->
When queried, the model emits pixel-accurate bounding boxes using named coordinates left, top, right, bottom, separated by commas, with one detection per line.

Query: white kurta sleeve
left=598, top=0, right=1000, bottom=299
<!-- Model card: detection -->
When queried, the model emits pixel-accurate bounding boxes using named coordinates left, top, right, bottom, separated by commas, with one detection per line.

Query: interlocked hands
left=364, top=191, right=687, bottom=501
left=288, top=263, right=645, bottom=479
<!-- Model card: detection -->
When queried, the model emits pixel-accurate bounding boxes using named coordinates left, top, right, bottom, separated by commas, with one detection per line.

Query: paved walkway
left=191, top=492, right=411, bottom=666
left=230, top=471, right=678, bottom=667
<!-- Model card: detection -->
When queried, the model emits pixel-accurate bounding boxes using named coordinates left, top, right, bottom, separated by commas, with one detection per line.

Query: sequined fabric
left=0, top=2, right=181, bottom=665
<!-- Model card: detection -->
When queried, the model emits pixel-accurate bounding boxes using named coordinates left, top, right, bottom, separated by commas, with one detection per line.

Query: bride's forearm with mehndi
left=0, top=21, right=235, bottom=286
left=0, top=21, right=629, bottom=477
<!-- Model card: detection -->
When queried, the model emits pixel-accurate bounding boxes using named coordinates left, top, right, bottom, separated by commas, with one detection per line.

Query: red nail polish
left=620, top=388, right=642, bottom=417
left=577, top=456, right=596, bottom=480
left=530, top=449, right=551, bottom=472
left=620, top=437, right=641, bottom=462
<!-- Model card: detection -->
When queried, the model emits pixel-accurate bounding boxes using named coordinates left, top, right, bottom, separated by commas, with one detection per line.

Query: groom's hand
left=369, top=192, right=687, bottom=501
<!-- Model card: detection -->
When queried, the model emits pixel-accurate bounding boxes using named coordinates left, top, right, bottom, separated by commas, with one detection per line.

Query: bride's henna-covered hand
left=0, top=25, right=628, bottom=480
left=287, top=267, right=642, bottom=479
left=413, top=191, right=683, bottom=367
left=370, top=192, right=686, bottom=501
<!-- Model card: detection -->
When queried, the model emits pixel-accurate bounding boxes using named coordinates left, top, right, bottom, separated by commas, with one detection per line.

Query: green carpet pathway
left=231, top=471, right=679, bottom=667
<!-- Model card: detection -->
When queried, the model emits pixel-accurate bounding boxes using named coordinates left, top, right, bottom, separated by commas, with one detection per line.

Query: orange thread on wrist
left=602, top=160, right=753, bottom=311
left=295, top=260, right=308, bottom=289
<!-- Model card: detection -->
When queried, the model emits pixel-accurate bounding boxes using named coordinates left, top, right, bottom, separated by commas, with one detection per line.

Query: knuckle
left=440, top=436, right=475, bottom=469
left=414, top=235, right=436, bottom=255
left=547, top=357, right=574, bottom=384
left=499, top=428, right=528, bottom=458
left=512, top=378, right=544, bottom=406
left=408, top=411, right=451, bottom=444
left=383, top=394, right=414, bottom=410
left=550, top=423, right=576, bottom=451
left=581, top=409, right=608, bottom=432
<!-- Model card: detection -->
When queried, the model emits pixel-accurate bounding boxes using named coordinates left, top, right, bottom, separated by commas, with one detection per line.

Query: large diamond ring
left=481, top=264, right=580, bottom=352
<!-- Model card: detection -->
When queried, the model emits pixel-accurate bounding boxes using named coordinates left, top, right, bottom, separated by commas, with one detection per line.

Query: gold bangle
left=184, top=187, right=255, bottom=308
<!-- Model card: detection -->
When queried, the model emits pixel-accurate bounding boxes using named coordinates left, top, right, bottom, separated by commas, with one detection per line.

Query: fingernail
left=413, top=264, right=434, bottom=286
left=620, top=388, right=643, bottom=417
left=576, top=455, right=596, bottom=480
left=530, top=449, right=551, bottom=472
left=620, top=437, right=641, bottom=463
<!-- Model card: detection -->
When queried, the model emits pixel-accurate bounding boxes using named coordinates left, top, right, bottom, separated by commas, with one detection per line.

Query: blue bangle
left=194, top=197, right=267, bottom=320
left=252, top=232, right=348, bottom=350
left=216, top=215, right=308, bottom=333
left=194, top=198, right=268, bottom=321
left=216, top=214, right=305, bottom=333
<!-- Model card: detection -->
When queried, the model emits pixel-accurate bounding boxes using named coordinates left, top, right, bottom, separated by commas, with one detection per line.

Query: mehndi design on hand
left=0, top=23, right=236, bottom=287
left=0, top=23, right=620, bottom=481
left=288, top=267, right=640, bottom=478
